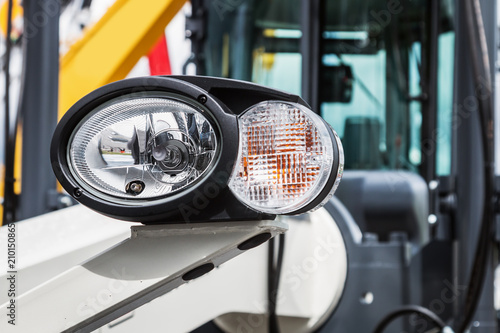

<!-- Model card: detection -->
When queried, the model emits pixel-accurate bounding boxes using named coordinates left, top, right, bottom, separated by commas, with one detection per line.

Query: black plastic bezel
left=52, top=76, right=243, bottom=223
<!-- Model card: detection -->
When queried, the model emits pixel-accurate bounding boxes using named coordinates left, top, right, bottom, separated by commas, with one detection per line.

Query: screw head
left=126, top=181, right=145, bottom=195
left=73, top=188, right=82, bottom=198
left=198, top=95, right=207, bottom=104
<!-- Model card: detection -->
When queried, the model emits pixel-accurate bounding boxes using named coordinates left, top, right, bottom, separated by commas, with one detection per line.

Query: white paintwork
left=99, top=208, right=348, bottom=333
left=0, top=205, right=134, bottom=299
left=0, top=205, right=347, bottom=333
left=0, top=218, right=287, bottom=332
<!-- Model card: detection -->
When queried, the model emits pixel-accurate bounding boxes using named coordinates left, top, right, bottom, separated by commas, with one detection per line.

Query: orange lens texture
left=229, top=101, right=334, bottom=214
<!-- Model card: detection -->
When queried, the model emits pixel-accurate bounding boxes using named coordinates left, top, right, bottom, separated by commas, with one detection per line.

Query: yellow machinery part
left=59, top=0, right=187, bottom=118
left=14, top=124, right=21, bottom=194
left=0, top=0, right=22, bottom=37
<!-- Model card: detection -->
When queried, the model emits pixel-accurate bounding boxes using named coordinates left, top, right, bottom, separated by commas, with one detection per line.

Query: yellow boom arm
left=59, top=0, right=187, bottom=118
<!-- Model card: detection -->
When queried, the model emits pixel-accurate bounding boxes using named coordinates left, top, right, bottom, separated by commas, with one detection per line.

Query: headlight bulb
left=151, top=140, right=186, bottom=171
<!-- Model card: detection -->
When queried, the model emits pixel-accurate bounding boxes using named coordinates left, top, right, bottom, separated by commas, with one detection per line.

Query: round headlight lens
left=229, top=101, right=342, bottom=214
left=69, top=92, right=219, bottom=200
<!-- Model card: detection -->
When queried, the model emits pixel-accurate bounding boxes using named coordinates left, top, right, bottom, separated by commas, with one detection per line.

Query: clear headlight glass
left=69, top=93, right=218, bottom=200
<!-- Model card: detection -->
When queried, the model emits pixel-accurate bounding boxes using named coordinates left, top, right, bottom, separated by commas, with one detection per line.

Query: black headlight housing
left=52, top=76, right=342, bottom=224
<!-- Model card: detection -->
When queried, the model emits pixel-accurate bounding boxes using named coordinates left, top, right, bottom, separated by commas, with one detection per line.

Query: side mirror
left=320, top=64, right=354, bottom=103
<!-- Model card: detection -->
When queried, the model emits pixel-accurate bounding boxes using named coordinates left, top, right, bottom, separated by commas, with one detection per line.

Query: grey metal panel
left=452, top=0, right=497, bottom=330
left=317, top=197, right=410, bottom=332
left=300, top=0, right=322, bottom=112
left=335, top=170, right=429, bottom=247
left=16, top=0, right=60, bottom=220
left=419, top=0, right=439, bottom=183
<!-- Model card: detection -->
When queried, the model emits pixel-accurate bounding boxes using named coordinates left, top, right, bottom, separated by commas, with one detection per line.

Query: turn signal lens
left=229, top=101, right=343, bottom=214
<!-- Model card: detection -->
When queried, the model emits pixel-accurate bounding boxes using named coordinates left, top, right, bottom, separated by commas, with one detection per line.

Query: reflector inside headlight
left=69, top=92, right=218, bottom=200
left=229, top=101, right=343, bottom=214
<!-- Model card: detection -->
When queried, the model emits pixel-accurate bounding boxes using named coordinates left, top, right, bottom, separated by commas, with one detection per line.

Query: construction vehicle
left=0, top=0, right=499, bottom=332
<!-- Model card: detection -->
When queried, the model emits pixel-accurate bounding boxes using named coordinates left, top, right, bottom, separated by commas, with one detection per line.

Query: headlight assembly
left=51, top=76, right=343, bottom=223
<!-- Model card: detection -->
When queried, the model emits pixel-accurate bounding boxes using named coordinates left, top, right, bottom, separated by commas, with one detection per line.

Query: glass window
left=436, top=32, right=455, bottom=176
left=321, top=51, right=387, bottom=170
left=203, top=0, right=455, bottom=176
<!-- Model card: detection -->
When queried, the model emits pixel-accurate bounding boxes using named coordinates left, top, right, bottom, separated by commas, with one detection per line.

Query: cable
left=2, top=0, right=15, bottom=225
left=373, top=305, right=447, bottom=333
left=268, top=233, right=285, bottom=333
left=267, top=236, right=276, bottom=332
left=454, top=0, right=495, bottom=331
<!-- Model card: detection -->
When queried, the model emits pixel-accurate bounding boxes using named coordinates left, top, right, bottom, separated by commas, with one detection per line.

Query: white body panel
left=0, top=206, right=346, bottom=333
